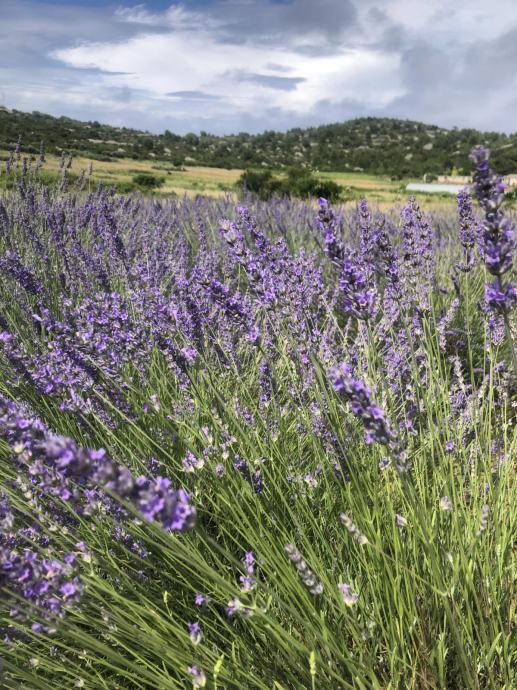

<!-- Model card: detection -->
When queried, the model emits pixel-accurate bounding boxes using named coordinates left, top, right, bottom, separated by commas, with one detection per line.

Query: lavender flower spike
left=285, top=544, right=323, bottom=595
left=340, top=252, right=377, bottom=321
left=316, top=197, right=345, bottom=265
left=0, top=396, right=196, bottom=533
left=469, top=146, right=516, bottom=315
left=329, top=365, right=409, bottom=472
left=455, top=189, right=479, bottom=273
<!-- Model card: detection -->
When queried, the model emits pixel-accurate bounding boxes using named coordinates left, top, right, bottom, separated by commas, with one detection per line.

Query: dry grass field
left=2, top=149, right=463, bottom=207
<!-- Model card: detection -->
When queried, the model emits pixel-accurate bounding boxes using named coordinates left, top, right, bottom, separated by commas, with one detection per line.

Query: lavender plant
left=0, top=151, right=514, bottom=690
left=469, top=146, right=517, bottom=376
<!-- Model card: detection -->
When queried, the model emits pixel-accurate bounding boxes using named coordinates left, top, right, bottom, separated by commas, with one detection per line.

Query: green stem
left=503, top=312, right=517, bottom=380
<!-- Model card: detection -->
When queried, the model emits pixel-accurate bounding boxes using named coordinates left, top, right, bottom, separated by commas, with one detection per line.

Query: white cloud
left=114, top=3, right=211, bottom=30
left=52, top=11, right=404, bottom=125
left=1, top=0, right=517, bottom=134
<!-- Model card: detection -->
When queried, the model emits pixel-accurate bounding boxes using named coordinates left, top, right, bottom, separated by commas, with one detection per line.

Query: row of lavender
left=0, top=147, right=515, bottom=688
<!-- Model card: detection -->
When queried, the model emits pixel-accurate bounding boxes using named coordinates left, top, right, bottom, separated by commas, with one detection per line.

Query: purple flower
left=0, top=533, right=82, bottom=633
left=59, top=581, right=80, bottom=600
left=244, top=551, right=255, bottom=573
left=400, top=197, right=434, bottom=309
left=187, top=621, right=202, bottom=645
left=358, top=198, right=375, bottom=261
left=194, top=593, right=210, bottom=607
left=329, top=365, right=409, bottom=472
left=0, top=494, right=14, bottom=531
left=226, top=597, right=254, bottom=617
left=134, top=479, right=196, bottom=532
left=338, top=583, right=358, bottom=607
left=187, top=666, right=206, bottom=688
left=358, top=200, right=400, bottom=288
left=339, top=253, right=377, bottom=321
left=239, top=550, right=256, bottom=592
left=0, top=251, right=43, bottom=295
left=470, top=146, right=515, bottom=315
left=182, top=451, right=204, bottom=474
left=455, top=189, right=479, bottom=272
left=316, top=197, right=345, bottom=265
left=485, top=282, right=517, bottom=314
left=0, top=396, right=196, bottom=533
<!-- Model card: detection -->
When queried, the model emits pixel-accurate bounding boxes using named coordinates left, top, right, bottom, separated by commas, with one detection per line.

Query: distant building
left=406, top=183, right=465, bottom=195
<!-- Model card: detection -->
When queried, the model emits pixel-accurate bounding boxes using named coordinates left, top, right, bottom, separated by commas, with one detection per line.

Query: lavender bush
left=0, top=150, right=515, bottom=689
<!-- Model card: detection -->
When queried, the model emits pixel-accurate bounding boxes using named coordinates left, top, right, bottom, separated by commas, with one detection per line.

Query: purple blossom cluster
left=0, top=250, right=43, bottom=295
left=329, top=365, right=409, bottom=472
left=0, top=396, right=196, bottom=533
left=239, top=551, right=256, bottom=592
left=339, top=252, right=377, bottom=321
left=316, top=197, right=345, bottom=265
left=0, top=493, right=83, bottom=634
left=358, top=200, right=400, bottom=290
left=469, top=146, right=516, bottom=314
left=456, top=189, right=479, bottom=273
left=0, top=545, right=82, bottom=633
left=400, top=197, right=434, bottom=310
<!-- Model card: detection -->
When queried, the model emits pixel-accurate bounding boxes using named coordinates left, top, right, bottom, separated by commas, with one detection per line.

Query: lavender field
left=0, top=147, right=515, bottom=689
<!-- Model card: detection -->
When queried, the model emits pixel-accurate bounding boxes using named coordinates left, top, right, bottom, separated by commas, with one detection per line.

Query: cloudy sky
left=1, top=0, right=517, bottom=135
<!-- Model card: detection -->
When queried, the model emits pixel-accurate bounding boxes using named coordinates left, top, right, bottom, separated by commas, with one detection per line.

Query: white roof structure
left=406, top=183, right=466, bottom=194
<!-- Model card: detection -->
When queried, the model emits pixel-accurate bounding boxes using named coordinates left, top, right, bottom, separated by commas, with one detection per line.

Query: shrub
left=238, top=167, right=342, bottom=201
left=132, top=173, right=165, bottom=190
left=237, top=169, right=278, bottom=199
left=287, top=170, right=341, bottom=202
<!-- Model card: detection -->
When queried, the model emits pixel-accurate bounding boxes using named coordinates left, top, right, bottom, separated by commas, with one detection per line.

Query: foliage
left=132, top=173, right=165, bottom=190
left=236, top=169, right=283, bottom=199
left=2, top=106, right=517, bottom=177
left=238, top=167, right=342, bottom=201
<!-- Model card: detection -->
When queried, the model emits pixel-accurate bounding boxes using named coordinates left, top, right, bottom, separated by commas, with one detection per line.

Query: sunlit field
left=0, top=149, right=469, bottom=208
left=0, top=150, right=242, bottom=197
left=0, top=147, right=515, bottom=689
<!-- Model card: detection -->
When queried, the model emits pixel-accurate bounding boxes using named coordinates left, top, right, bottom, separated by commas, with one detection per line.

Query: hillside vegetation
left=2, top=106, right=517, bottom=178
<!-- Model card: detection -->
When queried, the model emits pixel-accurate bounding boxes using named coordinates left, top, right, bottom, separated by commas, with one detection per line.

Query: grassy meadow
left=0, top=149, right=466, bottom=208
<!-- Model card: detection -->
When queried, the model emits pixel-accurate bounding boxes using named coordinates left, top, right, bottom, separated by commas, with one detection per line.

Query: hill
left=1, top=106, right=517, bottom=178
